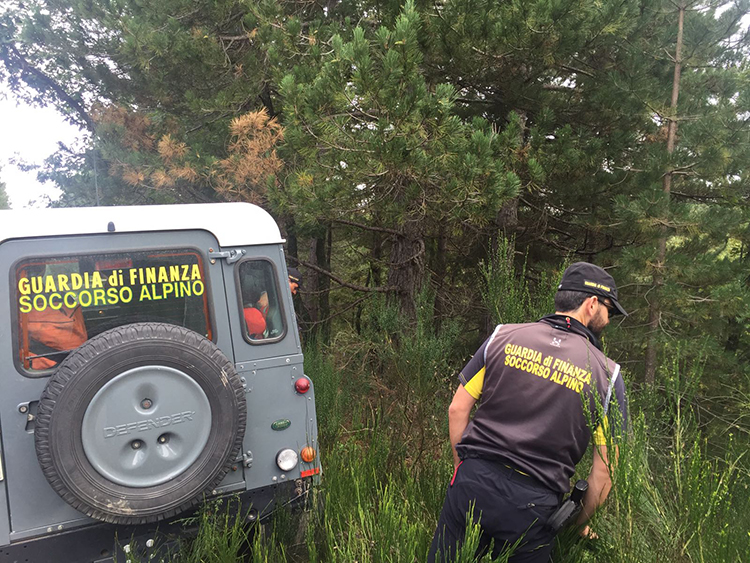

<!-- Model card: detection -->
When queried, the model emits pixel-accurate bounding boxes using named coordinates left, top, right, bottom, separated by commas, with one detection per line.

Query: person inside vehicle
left=22, top=265, right=88, bottom=370
left=244, top=306, right=267, bottom=339
left=252, top=267, right=300, bottom=337
left=242, top=285, right=269, bottom=339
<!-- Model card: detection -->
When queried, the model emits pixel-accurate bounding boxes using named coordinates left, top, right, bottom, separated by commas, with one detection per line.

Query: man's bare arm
left=449, top=385, right=476, bottom=469
left=576, top=444, right=617, bottom=536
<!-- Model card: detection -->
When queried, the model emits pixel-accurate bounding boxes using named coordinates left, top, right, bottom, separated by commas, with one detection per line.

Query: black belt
left=467, top=456, right=561, bottom=500
left=496, top=462, right=548, bottom=489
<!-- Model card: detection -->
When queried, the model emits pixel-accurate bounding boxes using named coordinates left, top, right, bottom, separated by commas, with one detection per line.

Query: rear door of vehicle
left=0, top=229, right=238, bottom=541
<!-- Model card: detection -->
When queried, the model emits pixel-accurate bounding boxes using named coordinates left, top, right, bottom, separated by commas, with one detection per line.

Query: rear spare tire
left=34, top=323, right=246, bottom=525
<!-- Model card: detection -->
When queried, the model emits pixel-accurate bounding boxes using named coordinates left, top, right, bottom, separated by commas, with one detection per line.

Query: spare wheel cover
left=34, top=323, right=246, bottom=525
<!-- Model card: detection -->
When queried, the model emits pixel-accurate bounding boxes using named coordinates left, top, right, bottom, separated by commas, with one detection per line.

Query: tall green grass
left=480, top=237, right=560, bottom=326
left=256, top=343, right=748, bottom=563
left=125, top=272, right=750, bottom=562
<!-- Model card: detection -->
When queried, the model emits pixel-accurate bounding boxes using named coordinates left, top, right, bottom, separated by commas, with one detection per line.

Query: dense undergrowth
left=124, top=276, right=750, bottom=562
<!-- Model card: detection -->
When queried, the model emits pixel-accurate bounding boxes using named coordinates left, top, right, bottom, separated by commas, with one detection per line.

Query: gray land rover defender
left=0, top=203, right=319, bottom=562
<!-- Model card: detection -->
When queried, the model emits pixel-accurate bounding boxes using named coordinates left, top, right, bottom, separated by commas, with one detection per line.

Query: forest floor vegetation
left=121, top=297, right=750, bottom=562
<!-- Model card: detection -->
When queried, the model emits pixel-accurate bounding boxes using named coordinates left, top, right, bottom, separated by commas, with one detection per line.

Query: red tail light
left=294, top=377, right=310, bottom=394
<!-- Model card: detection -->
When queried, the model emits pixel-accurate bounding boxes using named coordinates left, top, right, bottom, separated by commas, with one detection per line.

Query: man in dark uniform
left=288, top=267, right=302, bottom=296
left=429, top=262, right=628, bottom=563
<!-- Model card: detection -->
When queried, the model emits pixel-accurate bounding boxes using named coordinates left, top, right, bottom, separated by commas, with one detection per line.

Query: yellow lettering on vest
left=49, top=293, right=63, bottom=310
left=33, top=294, right=47, bottom=311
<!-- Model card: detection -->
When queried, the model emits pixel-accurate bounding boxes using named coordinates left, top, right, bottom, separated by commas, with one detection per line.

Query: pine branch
left=1, top=43, right=94, bottom=132
left=660, top=162, right=697, bottom=178
left=555, top=63, right=594, bottom=78
left=299, top=295, right=372, bottom=327
left=288, top=257, right=397, bottom=293
left=672, top=191, right=724, bottom=203
left=303, top=122, right=376, bottom=154
left=547, top=225, right=575, bottom=240
left=331, top=218, right=402, bottom=237
left=455, top=97, right=495, bottom=105
left=470, top=46, right=512, bottom=60
left=542, top=84, right=577, bottom=92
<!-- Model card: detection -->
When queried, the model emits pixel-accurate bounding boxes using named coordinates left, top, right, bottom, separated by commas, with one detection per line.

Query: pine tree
left=421, top=0, right=750, bottom=380
left=0, top=0, right=281, bottom=204
left=268, top=1, right=516, bottom=317
left=611, top=0, right=750, bottom=383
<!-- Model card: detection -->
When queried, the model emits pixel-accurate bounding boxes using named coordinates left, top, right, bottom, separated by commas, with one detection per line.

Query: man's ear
left=582, top=295, right=597, bottom=321
left=591, top=295, right=601, bottom=312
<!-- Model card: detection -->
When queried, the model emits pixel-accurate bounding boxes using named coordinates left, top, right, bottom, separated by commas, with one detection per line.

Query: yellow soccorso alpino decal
left=18, top=264, right=204, bottom=313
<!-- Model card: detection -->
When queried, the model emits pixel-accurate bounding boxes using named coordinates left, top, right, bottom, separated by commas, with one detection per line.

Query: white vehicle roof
left=0, top=202, right=284, bottom=247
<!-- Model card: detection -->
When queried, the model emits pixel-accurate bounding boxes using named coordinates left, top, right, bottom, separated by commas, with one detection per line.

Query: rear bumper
left=0, top=479, right=313, bottom=563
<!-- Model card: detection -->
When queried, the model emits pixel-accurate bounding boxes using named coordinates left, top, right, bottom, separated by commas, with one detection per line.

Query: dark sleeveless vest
left=456, top=316, right=622, bottom=493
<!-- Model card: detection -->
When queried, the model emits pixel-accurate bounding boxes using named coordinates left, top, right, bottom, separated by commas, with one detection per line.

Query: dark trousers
left=428, top=458, right=560, bottom=563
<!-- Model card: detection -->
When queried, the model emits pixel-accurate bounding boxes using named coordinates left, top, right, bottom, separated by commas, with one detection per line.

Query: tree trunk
left=490, top=110, right=525, bottom=256
left=387, top=216, right=425, bottom=320
left=432, top=227, right=448, bottom=332
left=494, top=199, right=519, bottom=242
left=356, top=229, right=384, bottom=335
left=317, top=226, right=332, bottom=343
left=727, top=247, right=749, bottom=352
left=370, top=229, right=384, bottom=288
left=282, top=214, right=298, bottom=263
left=303, top=225, right=332, bottom=342
left=645, top=3, right=684, bottom=385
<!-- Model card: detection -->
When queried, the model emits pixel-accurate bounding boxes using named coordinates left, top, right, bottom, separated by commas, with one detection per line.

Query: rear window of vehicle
left=237, top=259, right=286, bottom=343
left=15, top=249, right=211, bottom=372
